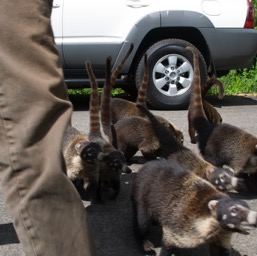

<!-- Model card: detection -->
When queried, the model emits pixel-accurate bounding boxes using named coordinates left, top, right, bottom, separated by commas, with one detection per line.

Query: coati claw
left=143, top=240, right=156, bottom=255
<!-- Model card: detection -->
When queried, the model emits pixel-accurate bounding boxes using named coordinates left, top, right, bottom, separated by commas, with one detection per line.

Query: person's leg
left=0, top=1, right=98, bottom=255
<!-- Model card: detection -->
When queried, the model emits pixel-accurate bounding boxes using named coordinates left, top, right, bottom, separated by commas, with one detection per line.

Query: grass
left=68, top=87, right=126, bottom=97
left=209, top=60, right=257, bottom=96
left=68, top=58, right=257, bottom=97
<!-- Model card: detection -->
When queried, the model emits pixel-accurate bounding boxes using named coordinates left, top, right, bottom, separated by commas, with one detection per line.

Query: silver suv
left=51, top=0, right=257, bottom=109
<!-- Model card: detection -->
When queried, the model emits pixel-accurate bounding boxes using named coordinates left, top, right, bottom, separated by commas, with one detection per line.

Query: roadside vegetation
left=68, top=1, right=257, bottom=97
left=217, top=0, right=257, bottom=95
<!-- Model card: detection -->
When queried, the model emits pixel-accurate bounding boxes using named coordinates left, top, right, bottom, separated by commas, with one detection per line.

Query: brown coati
left=100, top=44, right=135, bottom=140
left=137, top=104, right=241, bottom=192
left=131, top=158, right=257, bottom=256
left=106, top=44, right=184, bottom=145
left=113, top=115, right=184, bottom=161
left=109, top=53, right=149, bottom=124
left=186, top=45, right=257, bottom=194
left=85, top=58, right=132, bottom=200
left=100, top=48, right=183, bottom=161
left=188, top=99, right=222, bottom=144
left=188, top=74, right=224, bottom=144
left=63, top=58, right=131, bottom=202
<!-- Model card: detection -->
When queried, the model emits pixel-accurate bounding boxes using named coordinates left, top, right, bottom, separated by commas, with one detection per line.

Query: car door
left=60, top=0, right=159, bottom=70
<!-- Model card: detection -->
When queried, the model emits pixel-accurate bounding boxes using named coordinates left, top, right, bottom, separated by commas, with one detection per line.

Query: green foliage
left=211, top=0, right=257, bottom=96
left=68, top=87, right=126, bottom=96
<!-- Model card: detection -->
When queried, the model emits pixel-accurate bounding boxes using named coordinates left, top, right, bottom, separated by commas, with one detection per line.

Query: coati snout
left=75, top=141, right=105, bottom=164
left=211, top=197, right=257, bottom=234
left=207, top=166, right=244, bottom=192
left=103, top=151, right=132, bottom=174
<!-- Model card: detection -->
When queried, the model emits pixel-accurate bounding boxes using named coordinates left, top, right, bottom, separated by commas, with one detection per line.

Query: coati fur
left=100, top=48, right=183, bottom=161
left=187, top=45, right=257, bottom=194
left=131, top=159, right=257, bottom=256
left=137, top=104, right=241, bottom=192
left=63, top=57, right=131, bottom=202
left=188, top=73, right=224, bottom=144
left=188, top=100, right=223, bottom=144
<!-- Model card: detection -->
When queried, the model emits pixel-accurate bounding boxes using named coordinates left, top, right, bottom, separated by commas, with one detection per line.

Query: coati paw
left=143, top=240, right=156, bottom=255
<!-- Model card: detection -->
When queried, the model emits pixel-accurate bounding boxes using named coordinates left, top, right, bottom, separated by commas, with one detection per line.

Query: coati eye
left=230, top=206, right=239, bottom=216
left=219, top=174, right=225, bottom=183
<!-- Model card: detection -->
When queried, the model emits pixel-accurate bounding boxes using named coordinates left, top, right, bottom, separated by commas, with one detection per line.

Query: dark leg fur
left=109, top=179, right=121, bottom=200
left=239, top=173, right=257, bottom=195
left=132, top=202, right=156, bottom=255
left=85, top=180, right=102, bottom=204
left=192, top=117, right=215, bottom=155
left=209, top=244, right=231, bottom=256
left=159, top=247, right=176, bottom=256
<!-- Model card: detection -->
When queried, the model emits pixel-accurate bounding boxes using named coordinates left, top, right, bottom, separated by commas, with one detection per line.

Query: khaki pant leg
left=0, top=1, right=98, bottom=255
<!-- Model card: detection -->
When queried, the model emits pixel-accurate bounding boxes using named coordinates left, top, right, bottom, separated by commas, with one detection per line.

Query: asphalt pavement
left=1, top=94, right=257, bottom=256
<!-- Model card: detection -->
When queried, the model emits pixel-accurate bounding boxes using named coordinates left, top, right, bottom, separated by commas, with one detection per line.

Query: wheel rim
left=152, top=54, right=194, bottom=97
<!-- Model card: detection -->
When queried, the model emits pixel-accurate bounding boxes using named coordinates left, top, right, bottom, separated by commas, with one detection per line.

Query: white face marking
left=222, top=214, right=227, bottom=220
left=215, top=179, right=219, bottom=184
left=231, top=177, right=238, bottom=187
left=227, top=223, right=235, bottom=229
left=219, top=174, right=225, bottom=183
left=247, top=210, right=257, bottom=224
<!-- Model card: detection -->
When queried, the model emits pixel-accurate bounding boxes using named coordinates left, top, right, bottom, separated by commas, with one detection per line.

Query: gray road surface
left=1, top=95, right=257, bottom=256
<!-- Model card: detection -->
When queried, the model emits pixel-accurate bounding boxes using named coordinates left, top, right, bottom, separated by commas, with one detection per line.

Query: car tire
left=135, top=39, right=207, bottom=110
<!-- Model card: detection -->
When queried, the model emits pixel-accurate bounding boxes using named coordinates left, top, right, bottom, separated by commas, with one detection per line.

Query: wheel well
left=130, top=27, right=213, bottom=77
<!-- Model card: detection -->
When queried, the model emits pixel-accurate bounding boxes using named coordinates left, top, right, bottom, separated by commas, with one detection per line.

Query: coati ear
left=222, top=165, right=235, bottom=174
left=208, top=200, right=219, bottom=216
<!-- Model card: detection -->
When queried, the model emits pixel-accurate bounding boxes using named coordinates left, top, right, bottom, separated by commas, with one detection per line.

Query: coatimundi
left=109, top=53, right=149, bottom=124
left=63, top=57, right=131, bottom=202
left=188, top=76, right=224, bottom=144
left=100, top=49, right=183, bottom=161
left=137, top=104, right=241, bottom=192
left=109, top=49, right=183, bottom=147
left=187, top=45, right=257, bottom=194
left=131, top=158, right=257, bottom=255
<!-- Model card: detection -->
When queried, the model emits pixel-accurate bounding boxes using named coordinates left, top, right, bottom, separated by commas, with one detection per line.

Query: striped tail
left=85, top=61, right=101, bottom=136
left=110, top=44, right=134, bottom=87
left=136, top=54, right=148, bottom=108
left=186, top=46, right=208, bottom=129
left=100, top=56, right=113, bottom=141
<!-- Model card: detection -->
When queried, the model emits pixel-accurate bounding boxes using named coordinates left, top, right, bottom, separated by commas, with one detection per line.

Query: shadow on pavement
left=0, top=223, right=19, bottom=245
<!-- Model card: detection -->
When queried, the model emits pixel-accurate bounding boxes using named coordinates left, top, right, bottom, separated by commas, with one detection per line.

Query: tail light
left=244, top=0, right=255, bottom=28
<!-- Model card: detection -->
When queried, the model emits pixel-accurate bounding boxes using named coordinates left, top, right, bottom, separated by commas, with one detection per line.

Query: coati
left=187, top=45, right=257, bottom=194
left=109, top=50, right=183, bottom=147
left=188, top=75, right=224, bottom=144
left=137, top=104, right=241, bottom=192
left=189, top=99, right=222, bottom=144
left=63, top=57, right=131, bottom=202
left=100, top=49, right=183, bottom=161
left=131, top=158, right=257, bottom=256
left=109, top=53, right=149, bottom=124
